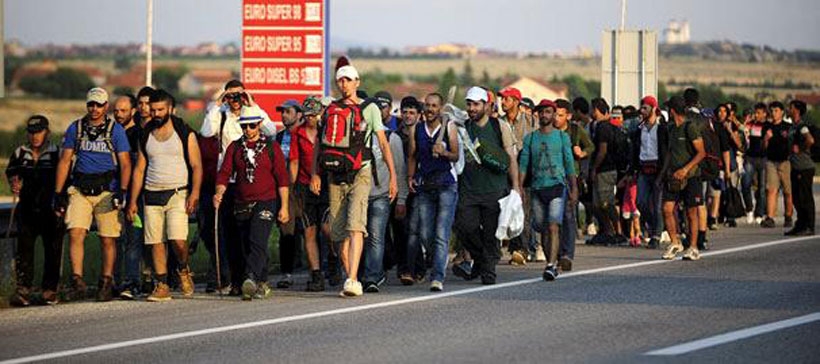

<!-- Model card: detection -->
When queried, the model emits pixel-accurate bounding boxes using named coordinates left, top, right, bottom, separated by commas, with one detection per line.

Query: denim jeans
left=115, top=200, right=143, bottom=287
left=362, top=195, right=391, bottom=284
left=742, top=157, right=767, bottom=217
left=637, top=173, right=663, bottom=239
left=531, top=186, right=567, bottom=233
left=407, top=184, right=458, bottom=283
left=236, top=200, right=277, bottom=282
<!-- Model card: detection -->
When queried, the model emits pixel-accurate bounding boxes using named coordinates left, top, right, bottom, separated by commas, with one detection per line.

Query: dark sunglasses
left=87, top=102, right=106, bottom=108
left=240, top=123, right=259, bottom=130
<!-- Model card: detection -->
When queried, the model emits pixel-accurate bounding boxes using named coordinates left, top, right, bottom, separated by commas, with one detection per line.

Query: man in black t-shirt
left=761, top=101, right=793, bottom=228
left=589, top=98, right=619, bottom=243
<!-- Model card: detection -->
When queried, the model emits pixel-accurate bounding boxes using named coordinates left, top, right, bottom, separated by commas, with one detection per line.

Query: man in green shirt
left=660, top=96, right=706, bottom=261
left=519, top=99, right=577, bottom=280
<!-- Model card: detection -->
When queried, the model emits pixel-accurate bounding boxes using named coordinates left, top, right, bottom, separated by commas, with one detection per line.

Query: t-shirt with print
left=519, top=128, right=575, bottom=189
left=62, top=118, right=130, bottom=189
left=666, top=120, right=702, bottom=178
left=765, top=121, right=790, bottom=162
left=746, top=121, right=767, bottom=158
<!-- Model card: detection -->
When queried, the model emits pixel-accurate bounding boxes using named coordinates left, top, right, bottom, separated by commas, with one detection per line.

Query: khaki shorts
left=328, top=166, right=372, bottom=243
left=143, top=190, right=189, bottom=244
left=65, top=186, right=122, bottom=238
left=766, top=161, right=792, bottom=195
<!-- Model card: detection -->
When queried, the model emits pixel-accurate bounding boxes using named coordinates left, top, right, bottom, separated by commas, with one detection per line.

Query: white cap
left=336, top=65, right=359, bottom=81
left=238, top=105, right=264, bottom=125
left=86, top=87, right=109, bottom=104
left=465, top=86, right=488, bottom=103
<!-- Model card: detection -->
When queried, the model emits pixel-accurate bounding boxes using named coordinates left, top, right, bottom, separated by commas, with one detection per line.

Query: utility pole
left=146, top=0, right=153, bottom=87
left=1, top=0, right=5, bottom=98
left=620, top=0, right=627, bottom=31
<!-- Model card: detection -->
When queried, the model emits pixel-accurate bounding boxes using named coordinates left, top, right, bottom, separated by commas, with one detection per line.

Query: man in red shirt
left=213, top=106, right=290, bottom=301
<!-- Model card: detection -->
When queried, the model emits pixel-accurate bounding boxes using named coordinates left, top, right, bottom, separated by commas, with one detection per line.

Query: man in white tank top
left=127, top=89, right=203, bottom=302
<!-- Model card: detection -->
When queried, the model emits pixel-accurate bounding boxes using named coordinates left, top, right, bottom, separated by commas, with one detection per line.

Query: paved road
left=1, top=205, right=819, bottom=363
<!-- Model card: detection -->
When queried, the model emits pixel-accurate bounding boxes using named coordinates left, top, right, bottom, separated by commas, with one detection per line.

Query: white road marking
left=1, top=235, right=816, bottom=364
left=645, top=312, right=820, bottom=356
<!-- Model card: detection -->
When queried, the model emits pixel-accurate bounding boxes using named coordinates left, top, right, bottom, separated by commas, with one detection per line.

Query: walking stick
left=214, top=204, right=222, bottom=296
left=5, top=195, right=15, bottom=240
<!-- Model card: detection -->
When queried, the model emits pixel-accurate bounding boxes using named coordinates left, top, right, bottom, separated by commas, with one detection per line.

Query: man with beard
left=274, top=100, right=303, bottom=289
left=128, top=89, right=202, bottom=301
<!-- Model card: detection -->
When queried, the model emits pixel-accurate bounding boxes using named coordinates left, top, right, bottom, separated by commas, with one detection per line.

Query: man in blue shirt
left=53, top=87, right=132, bottom=302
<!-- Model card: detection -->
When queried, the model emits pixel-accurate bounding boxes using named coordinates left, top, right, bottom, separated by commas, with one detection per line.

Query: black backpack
left=608, top=122, right=632, bottom=174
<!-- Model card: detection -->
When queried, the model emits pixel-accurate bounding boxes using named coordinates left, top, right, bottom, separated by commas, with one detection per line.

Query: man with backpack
left=53, top=87, right=132, bottom=302
left=452, top=86, right=521, bottom=285
left=786, top=100, right=816, bottom=236
left=127, top=89, right=202, bottom=301
left=200, top=79, right=277, bottom=296
left=274, top=99, right=303, bottom=289
left=660, top=96, right=706, bottom=261
left=405, top=92, right=459, bottom=291
left=310, top=59, right=398, bottom=297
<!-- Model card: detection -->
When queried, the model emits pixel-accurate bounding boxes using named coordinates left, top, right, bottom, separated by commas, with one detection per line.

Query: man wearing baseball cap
left=452, top=86, right=520, bottom=285
left=53, top=87, right=132, bottom=302
left=310, top=57, right=398, bottom=297
left=6, top=115, right=65, bottom=306
left=498, top=87, right=537, bottom=266
left=634, top=95, right=667, bottom=249
left=272, top=99, right=303, bottom=289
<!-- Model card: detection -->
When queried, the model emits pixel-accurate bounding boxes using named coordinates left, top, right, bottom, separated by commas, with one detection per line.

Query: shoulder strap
left=490, top=118, right=503, bottom=147
left=103, top=118, right=118, bottom=167
left=218, top=111, right=227, bottom=154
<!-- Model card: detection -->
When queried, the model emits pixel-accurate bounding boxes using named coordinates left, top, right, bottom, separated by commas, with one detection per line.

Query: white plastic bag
left=496, top=190, right=524, bottom=241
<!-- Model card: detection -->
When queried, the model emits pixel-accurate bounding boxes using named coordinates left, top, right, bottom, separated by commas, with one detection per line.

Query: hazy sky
left=5, top=0, right=820, bottom=52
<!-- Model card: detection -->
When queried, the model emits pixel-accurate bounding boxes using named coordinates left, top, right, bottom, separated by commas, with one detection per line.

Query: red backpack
left=319, top=101, right=373, bottom=177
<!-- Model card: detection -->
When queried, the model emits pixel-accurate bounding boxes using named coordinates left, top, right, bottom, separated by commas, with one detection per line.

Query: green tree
left=113, top=86, right=135, bottom=97
left=19, top=67, right=95, bottom=99
left=460, top=60, right=474, bottom=86
left=153, top=66, right=187, bottom=95
left=438, top=67, right=458, bottom=96
left=114, top=55, right=133, bottom=71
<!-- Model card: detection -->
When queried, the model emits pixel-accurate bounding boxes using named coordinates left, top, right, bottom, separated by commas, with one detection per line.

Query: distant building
left=405, top=43, right=478, bottom=58
left=178, top=69, right=234, bottom=97
left=664, top=20, right=690, bottom=44
left=502, top=77, right=568, bottom=104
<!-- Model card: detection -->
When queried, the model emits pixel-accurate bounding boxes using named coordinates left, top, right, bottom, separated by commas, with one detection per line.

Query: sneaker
left=140, top=276, right=154, bottom=298
left=480, top=273, right=496, bottom=285
left=147, top=282, right=172, bottom=302
left=276, top=274, right=294, bottom=289
left=587, top=224, right=598, bottom=236
left=254, top=282, right=273, bottom=299
left=629, top=237, right=641, bottom=247
left=646, top=238, right=659, bottom=250
left=68, top=275, right=87, bottom=301
left=660, top=231, right=671, bottom=244
left=535, top=246, right=547, bottom=262
left=760, top=217, right=776, bottom=228
left=509, top=250, right=527, bottom=266
left=707, top=217, right=718, bottom=231
left=228, top=285, right=242, bottom=297
left=430, top=280, right=444, bottom=292
left=452, top=260, right=474, bottom=280
left=119, top=287, right=135, bottom=301
left=558, top=257, right=573, bottom=272
left=755, top=216, right=764, bottom=225
left=662, top=243, right=684, bottom=260
left=725, top=219, right=737, bottom=228
left=543, top=264, right=558, bottom=281
left=784, top=216, right=794, bottom=228
left=746, top=212, right=755, bottom=225
left=10, top=287, right=31, bottom=307
left=682, top=247, right=701, bottom=261
left=178, top=267, right=195, bottom=298
left=414, top=274, right=427, bottom=285
left=215, top=284, right=233, bottom=295
left=96, top=276, right=114, bottom=302
left=241, top=278, right=257, bottom=301
left=306, top=270, right=325, bottom=292
left=341, top=279, right=363, bottom=297
left=363, top=282, right=380, bottom=293
left=399, top=273, right=415, bottom=286
left=42, top=290, right=59, bottom=305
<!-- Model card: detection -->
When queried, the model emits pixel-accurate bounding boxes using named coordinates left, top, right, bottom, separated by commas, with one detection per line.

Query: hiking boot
left=662, top=243, right=684, bottom=260
left=254, top=282, right=273, bottom=299
left=68, top=275, right=87, bottom=301
left=534, top=246, right=547, bottom=262
left=341, top=279, right=363, bottom=297
left=399, top=273, right=415, bottom=286
left=96, top=276, right=115, bottom=302
left=306, top=270, right=325, bottom=292
left=509, top=250, right=527, bottom=266
left=760, top=217, right=776, bottom=228
left=10, top=287, right=31, bottom=307
left=276, top=274, right=293, bottom=289
left=147, top=282, right=172, bottom=302
left=452, top=260, right=474, bottom=281
left=543, top=264, right=558, bottom=281
left=682, top=247, right=701, bottom=261
left=363, top=281, right=380, bottom=293
left=558, top=257, right=573, bottom=272
left=178, top=268, right=195, bottom=298
left=42, top=289, right=59, bottom=305
left=430, top=280, right=444, bottom=292
left=241, top=279, right=257, bottom=301
left=784, top=216, right=794, bottom=228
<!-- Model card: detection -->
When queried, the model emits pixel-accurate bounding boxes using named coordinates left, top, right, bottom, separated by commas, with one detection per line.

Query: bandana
left=240, top=135, right=268, bottom=183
